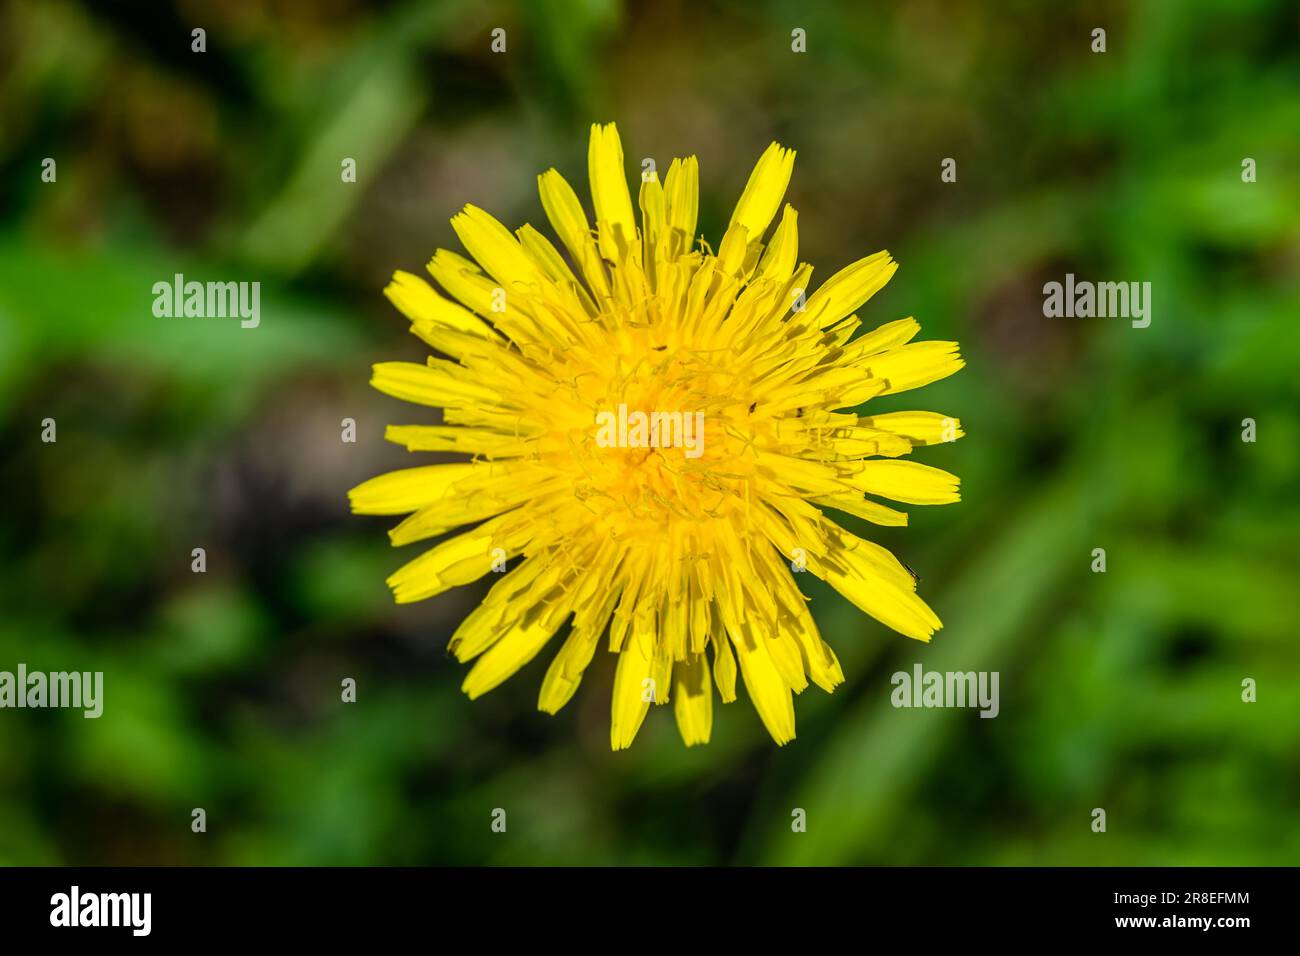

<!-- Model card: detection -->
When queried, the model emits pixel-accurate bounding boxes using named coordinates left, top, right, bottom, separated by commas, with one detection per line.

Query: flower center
left=541, top=337, right=765, bottom=530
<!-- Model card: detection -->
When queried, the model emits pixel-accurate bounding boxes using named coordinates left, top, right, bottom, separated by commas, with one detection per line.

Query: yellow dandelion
left=350, top=123, right=964, bottom=750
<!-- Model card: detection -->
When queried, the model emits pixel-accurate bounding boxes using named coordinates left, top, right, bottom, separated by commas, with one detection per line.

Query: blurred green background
left=1, top=0, right=1297, bottom=866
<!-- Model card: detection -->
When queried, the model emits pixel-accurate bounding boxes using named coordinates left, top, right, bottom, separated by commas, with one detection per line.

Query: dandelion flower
left=350, top=123, right=963, bottom=749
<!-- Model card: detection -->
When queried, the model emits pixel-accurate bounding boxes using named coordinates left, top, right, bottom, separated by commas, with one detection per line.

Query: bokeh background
left=2, top=0, right=1297, bottom=866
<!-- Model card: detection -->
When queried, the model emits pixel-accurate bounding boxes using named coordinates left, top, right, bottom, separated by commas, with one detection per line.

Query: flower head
left=350, top=123, right=963, bottom=749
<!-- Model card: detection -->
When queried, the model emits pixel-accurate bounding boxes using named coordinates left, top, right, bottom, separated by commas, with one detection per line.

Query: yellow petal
left=537, top=168, right=612, bottom=300
left=383, top=270, right=494, bottom=338
left=662, top=156, right=699, bottom=258
left=803, top=251, right=898, bottom=329
left=716, top=221, right=751, bottom=276
left=638, top=174, right=666, bottom=267
left=823, top=560, right=941, bottom=642
left=386, top=514, right=524, bottom=604
left=733, top=634, right=795, bottom=745
left=463, top=599, right=571, bottom=700
left=775, top=578, right=843, bottom=693
left=730, top=142, right=796, bottom=240
left=711, top=627, right=737, bottom=703
left=860, top=410, right=964, bottom=445
left=849, top=459, right=961, bottom=505
left=347, top=463, right=477, bottom=515
left=386, top=466, right=546, bottom=546
left=383, top=424, right=530, bottom=456
left=673, top=654, right=713, bottom=746
left=588, top=122, right=636, bottom=262
left=610, top=626, right=657, bottom=750
left=812, top=493, right=909, bottom=526
left=424, top=250, right=489, bottom=314
left=813, top=524, right=943, bottom=641
left=450, top=204, right=538, bottom=290
left=449, top=558, right=548, bottom=661
left=538, top=625, right=601, bottom=714
left=516, top=223, right=596, bottom=314
left=369, top=360, right=499, bottom=407
left=821, top=425, right=914, bottom=458
left=842, top=316, right=919, bottom=361
left=762, top=626, right=809, bottom=695
left=861, top=341, right=965, bottom=394
left=755, top=204, right=799, bottom=283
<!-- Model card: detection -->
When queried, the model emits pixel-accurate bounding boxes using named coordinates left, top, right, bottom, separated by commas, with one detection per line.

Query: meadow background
left=1, top=0, right=1297, bottom=865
